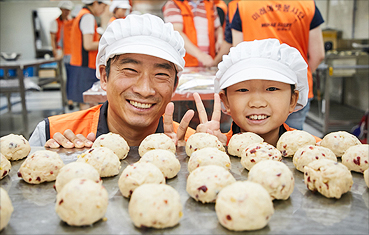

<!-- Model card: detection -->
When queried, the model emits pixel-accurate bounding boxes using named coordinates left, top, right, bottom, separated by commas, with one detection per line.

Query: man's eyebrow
left=116, top=58, right=141, bottom=65
left=154, top=62, right=175, bottom=71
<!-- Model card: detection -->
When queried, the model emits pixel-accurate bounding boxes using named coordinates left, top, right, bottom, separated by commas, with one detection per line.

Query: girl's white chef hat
left=214, top=39, right=309, bottom=111
left=96, top=14, right=186, bottom=79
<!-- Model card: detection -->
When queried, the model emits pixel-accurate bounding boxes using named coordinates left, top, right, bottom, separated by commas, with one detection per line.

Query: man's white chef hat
left=96, top=14, right=186, bottom=79
left=109, top=0, right=131, bottom=13
left=82, top=0, right=111, bottom=5
left=214, top=39, right=308, bottom=111
left=58, top=1, right=74, bottom=10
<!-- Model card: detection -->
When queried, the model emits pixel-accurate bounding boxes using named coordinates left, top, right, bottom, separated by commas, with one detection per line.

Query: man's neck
left=106, top=110, right=160, bottom=147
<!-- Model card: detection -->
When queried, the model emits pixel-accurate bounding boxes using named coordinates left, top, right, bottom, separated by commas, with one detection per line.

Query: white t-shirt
left=80, top=13, right=96, bottom=34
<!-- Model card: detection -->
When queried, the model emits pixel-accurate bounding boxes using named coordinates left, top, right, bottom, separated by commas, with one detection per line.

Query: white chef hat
left=82, top=0, right=111, bottom=5
left=215, top=39, right=308, bottom=111
left=58, top=1, right=74, bottom=10
left=109, top=0, right=131, bottom=13
left=96, top=14, right=186, bottom=79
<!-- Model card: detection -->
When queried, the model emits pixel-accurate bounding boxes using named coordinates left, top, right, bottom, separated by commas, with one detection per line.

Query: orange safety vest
left=227, top=0, right=239, bottom=23
left=224, top=123, right=321, bottom=145
left=63, top=18, right=74, bottom=56
left=47, top=104, right=195, bottom=142
left=214, top=0, right=227, bottom=30
left=70, top=7, right=99, bottom=69
left=237, top=0, right=316, bottom=98
left=108, top=16, right=117, bottom=24
left=170, top=0, right=216, bottom=67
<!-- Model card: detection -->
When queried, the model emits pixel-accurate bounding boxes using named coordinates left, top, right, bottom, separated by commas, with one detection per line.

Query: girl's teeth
left=249, top=115, right=267, bottom=120
left=130, top=101, right=152, bottom=109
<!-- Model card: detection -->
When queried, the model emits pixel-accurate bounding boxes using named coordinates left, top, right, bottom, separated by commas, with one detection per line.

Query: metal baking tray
left=1, top=146, right=368, bottom=234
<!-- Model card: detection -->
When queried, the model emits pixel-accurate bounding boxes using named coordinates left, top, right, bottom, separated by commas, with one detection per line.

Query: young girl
left=195, top=38, right=320, bottom=146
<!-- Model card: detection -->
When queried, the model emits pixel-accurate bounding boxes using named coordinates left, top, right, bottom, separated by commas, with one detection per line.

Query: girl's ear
left=219, top=90, right=231, bottom=115
left=289, top=90, right=299, bottom=113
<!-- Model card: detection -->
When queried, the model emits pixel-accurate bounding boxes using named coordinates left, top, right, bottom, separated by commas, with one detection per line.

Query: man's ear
left=219, top=90, right=231, bottom=115
left=289, top=90, right=299, bottom=113
left=99, top=65, right=107, bottom=91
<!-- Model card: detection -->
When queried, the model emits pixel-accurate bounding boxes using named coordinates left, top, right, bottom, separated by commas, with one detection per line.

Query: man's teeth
left=249, top=115, right=268, bottom=120
left=130, top=101, right=152, bottom=109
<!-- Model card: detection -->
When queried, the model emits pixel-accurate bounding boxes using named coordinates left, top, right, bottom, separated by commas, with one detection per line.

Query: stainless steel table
left=0, top=58, right=66, bottom=137
left=1, top=146, right=368, bottom=234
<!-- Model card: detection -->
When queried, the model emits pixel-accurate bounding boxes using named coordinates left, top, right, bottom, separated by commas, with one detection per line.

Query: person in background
left=214, top=0, right=227, bottom=31
left=29, top=14, right=196, bottom=148
left=50, top=1, right=75, bottom=110
left=230, top=0, right=325, bottom=130
left=195, top=39, right=321, bottom=147
left=162, top=0, right=224, bottom=67
left=69, top=0, right=110, bottom=111
left=108, top=0, right=132, bottom=26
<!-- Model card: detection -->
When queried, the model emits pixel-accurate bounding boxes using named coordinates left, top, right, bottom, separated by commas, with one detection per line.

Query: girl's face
left=220, top=79, right=298, bottom=142
left=114, top=8, right=128, bottom=19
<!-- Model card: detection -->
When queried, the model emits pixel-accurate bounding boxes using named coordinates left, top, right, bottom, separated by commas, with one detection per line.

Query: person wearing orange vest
left=230, top=0, right=325, bottom=130
left=194, top=39, right=321, bottom=147
left=29, top=14, right=197, bottom=148
left=212, top=0, right=239, bottom=66
left=162, top=0, right=224, bottom=67
left=214, top=0, right=227, bottom=31
left=108, top=0, right=132, bottom=26
left=69, top=0, right=109, bottom=110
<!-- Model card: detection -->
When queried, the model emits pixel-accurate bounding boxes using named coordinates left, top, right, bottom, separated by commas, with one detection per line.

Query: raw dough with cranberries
left=55, top=178, right=108, bottom=226
left=240, top=142, right=282, bottom=170
left=186, top=133, right=225, bottom=157
left=293, top=145, right=337, bottom=172
left=304, top=159, right=353, bottom=199
left=77, top=147, right=121, bottom=177
left=18, top=150, right=64, bottom=184
left=248, top=160, right=294, bottom=200
left=320, top=131, right=361, bottom=157
left=187, top=147, right=231, bottom=173
left=118, top=161, right=165, bottom=198
left=139, top=149, right=180, bottom=179
left=364, top=169, right=369, bottom=188
left=55, top=162, right=101, bottom=192
left=128, top=184, right=182, bottom=229
left=341, top=144, right=368, bottom=173
left=0, top=134, right=31, bottom=161
left=138, top=133, right=176, bottom=157
left=93, top=132, right=130, bottom=160
left=0, top=153, right=11, bottom=179
left=227, top=132, right=264, bottom=157
left=276, top=130, right=316, bottom=157
left=215, top=181, right=274, bottom=231
left=0, top=187, right=13, bottom=231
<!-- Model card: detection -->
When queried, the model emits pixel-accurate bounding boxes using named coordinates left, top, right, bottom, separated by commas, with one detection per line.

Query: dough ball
left=341, top=144, right=368, bottom=173
left=240, top=142, right=282, bottom=170
left=186, top=133, right=225, bottom=157
left=0, top=153, right=11, bottom=179
left=0, top=134, right=31, bottom=161
left=0, top=187, right=13, bottom=231
left=248, top=160, right=294, bottom=200
left=186, top=165, right=236, bottom=203
left=55, top=162, right=101, bottom=193
left=118, top=162, right=165, bottom=198
left=138, top=133, right=176, bottom=157
left=364, top=169, right=369, bottom=188
left=293, top=145, right=337, bottom=172
left=304, top=159, right=353, bottom=199
left=276, top=130, right=316, bottom=157
left=128, top=184, right=182, bottom=229
left=17, top=150, right=64, bottom=184
left=215, top=181, right=274, bottom=231
left=55, top=178, right=108, bottom=226
left=77, top=147, right=121, bottom=177
left=187, top=147, right=231, bottom=173
left=139, top=149, right=180, bottom=179
left=227, top=132, right=264, bottom=157
left=92, top=132, right=130, bottom=160
left=320, top=131, right=362, bottom=157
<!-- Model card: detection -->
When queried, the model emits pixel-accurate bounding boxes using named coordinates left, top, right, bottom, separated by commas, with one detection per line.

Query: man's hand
left=44, top=129, right=95, bottom=149
left=194, top=92, right=227, bottom=145
left=164, top=102, right=194, bottom=146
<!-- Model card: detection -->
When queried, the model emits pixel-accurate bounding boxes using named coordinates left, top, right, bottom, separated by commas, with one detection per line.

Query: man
left=29, top=14, right=195, bottom=148
left=162, top=0, right=224, bottom=67
left=230, top=1, right=325, bottom=130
